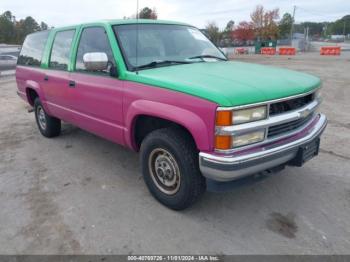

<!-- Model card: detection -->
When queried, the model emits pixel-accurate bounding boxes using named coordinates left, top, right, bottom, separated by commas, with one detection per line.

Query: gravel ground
left=0, top=52, right=349, bottom=255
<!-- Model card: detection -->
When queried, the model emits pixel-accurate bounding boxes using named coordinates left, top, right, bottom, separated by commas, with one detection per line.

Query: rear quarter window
left=17, top=31, right=50, bottom=67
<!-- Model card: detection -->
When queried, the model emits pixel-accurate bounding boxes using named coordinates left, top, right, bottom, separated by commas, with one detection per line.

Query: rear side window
left=49, top=30, right=75, bottom=70
left=17, top=31, right=49, bottom=67
left=75, top=27, right=115, bottom=74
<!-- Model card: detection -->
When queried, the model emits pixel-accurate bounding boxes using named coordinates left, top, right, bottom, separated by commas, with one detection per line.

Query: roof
left=105, top=19, right=190, bottom=26
left=52, top=19, right=191, bottom=30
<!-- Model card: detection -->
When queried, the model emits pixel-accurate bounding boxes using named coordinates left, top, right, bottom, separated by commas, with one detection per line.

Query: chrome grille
left=269, top=93, right=314, bottom=116
left=267, top=113, right=313, bottom=138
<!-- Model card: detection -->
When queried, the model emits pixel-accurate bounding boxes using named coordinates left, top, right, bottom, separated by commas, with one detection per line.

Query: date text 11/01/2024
left=127, top=255, right=221, bottom=261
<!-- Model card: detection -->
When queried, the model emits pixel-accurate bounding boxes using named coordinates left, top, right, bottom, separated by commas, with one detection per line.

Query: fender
left=25, top=80, right=51, bottom=114
left=125, top=100, right=212, bottom=151
left=25, top=80, right=41, bottom=100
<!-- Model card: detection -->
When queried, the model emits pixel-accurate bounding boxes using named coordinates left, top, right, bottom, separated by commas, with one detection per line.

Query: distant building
left=330, top=35, right=345, bottom=41
left=292, top=33, right=305, bottom=39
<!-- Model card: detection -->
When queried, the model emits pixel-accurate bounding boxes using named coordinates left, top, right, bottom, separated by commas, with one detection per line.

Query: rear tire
left=140, top=127, right=206, bottom=210
left=34, top=98, right=61, bottom=138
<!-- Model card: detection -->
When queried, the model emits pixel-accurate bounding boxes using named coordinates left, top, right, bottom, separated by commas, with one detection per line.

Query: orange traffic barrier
left=320, top=46, right=341, bottom=55
left=235, top=47, right=248, bottom=54
left=260, top=47, right=276, bottom=55
left=279, top=47, right=296, bottom=55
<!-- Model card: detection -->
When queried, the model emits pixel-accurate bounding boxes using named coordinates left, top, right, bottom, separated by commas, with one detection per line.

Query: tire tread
left=34, top=98, right=61, bottom=138
left=140, top=127, right=206, bottom=210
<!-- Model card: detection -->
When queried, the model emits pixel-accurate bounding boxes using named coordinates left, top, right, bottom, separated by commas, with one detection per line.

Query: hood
left=125, top=61, right=321, bottom=107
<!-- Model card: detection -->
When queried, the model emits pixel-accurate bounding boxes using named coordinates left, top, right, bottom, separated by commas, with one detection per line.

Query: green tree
left=279, top=13, right=293, bottom=38
left=138, top=7, right=157, bottom=19
left=205, top=21, right=222, bottom=46
left=225, top=20, right=235, bottom=32
left=40, top=21, right=48, bottom=31
left=0, top=11, right=49, bottom=44
left=15, top=16, right=40, bottom=43
left=222, top=20, right=235, bottom=44
left=294, top=22, right=325, bottom=37
left=0, top=11, right=16, bottom=43
left=327, top=15, right=350, bottom=35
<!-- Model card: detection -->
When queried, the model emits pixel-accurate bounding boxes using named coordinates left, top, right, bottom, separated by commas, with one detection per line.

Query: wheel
left=34, top=97, right=61, bottom=138
left=140, top=127, right=206, bottom=210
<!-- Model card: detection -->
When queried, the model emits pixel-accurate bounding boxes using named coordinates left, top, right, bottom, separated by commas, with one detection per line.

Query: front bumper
left=199, top=114, right=327, bottom=182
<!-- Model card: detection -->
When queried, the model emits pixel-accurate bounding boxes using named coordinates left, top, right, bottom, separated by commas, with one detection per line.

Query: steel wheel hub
left=148, top=148, right=181, bottom=195
left=37, top=106, right=46, bottom=130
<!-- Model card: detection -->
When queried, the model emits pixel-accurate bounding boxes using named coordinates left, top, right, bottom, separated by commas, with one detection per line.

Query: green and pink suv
left=16, top=19, right=327, bottom=209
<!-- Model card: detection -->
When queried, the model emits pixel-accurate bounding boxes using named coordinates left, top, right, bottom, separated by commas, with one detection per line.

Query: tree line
left=0, top=11, right=49, bottom=44
left=204, top=5, right=350, bottom=46
left=1, top=6, right=349, bottom=46
left=0, top=7, right=157, bottom=45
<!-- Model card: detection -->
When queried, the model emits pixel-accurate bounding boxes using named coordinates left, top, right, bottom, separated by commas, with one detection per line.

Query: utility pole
left=323, top=24, right=328, bottom=38
left=290, top=5, right=296, bottom=45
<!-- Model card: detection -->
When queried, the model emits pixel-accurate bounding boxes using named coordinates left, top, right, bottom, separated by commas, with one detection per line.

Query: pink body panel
left=16, top=66, right=218, bottom=152
left=123, top=81, right=217, bottom=151
left=16, top=66, right=47, bottom=107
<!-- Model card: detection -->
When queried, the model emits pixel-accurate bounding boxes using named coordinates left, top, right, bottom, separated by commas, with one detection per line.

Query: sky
left=1, top=0, right=350, bottom=28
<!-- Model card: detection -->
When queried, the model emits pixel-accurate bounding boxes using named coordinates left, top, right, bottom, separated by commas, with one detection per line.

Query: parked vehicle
left=16, top=20, right=327, bottom=210
left=0, top=54, right=17, bottom=70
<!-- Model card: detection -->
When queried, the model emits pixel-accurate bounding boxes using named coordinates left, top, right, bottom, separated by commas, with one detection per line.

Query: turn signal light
left=216, top=111, right=232, bottom=126
left=215, top=135, right=232, bottom=150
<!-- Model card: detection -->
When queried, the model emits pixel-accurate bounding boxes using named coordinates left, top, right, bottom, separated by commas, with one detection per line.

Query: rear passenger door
left=43, top=29, right=76, bottom=121
left=69, top=26, right=124, bottom=144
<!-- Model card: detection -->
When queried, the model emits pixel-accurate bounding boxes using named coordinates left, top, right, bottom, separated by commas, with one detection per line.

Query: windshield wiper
left=135, top=60, right=191, bottom=70
left=188, top=55, right=227, bottom=61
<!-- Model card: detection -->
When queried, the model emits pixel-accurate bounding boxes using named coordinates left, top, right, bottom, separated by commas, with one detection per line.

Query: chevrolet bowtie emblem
left=300, top=109, right=311, bottom=118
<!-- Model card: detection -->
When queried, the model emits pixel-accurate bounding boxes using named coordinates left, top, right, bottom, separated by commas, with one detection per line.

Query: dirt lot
left=0, top=52, right=349, bottom=255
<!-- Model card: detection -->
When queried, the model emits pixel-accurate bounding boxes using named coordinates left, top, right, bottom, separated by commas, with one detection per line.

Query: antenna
left=135, top=0, right=139, bottom=74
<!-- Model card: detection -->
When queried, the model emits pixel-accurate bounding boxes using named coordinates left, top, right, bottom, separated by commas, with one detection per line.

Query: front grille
left=267, top=113, right=313, bottom=138
left=269, top=93, right=314, bottom=116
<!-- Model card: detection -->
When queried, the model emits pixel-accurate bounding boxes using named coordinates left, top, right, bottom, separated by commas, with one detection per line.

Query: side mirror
left=83, top=52, right=108, bottom=71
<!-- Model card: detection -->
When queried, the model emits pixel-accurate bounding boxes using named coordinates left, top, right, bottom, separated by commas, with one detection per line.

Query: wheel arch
left=125, top=100, right=211, bottom=152
left=24, top=80, right=42, bottom=106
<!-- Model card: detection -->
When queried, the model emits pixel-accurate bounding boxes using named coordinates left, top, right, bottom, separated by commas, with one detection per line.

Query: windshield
left=113, top=24, right=226, bottom=70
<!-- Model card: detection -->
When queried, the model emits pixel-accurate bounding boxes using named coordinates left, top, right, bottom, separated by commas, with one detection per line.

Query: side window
left=75, top=27, right=115, bottom=74
left=49, top=30, right=75, bottom=70
left=17, top=31, right=50, bottom=67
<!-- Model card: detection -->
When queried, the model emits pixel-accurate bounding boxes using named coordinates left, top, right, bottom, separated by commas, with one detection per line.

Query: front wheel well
left=133, top=115, right=196, bottom=151
left=26, top=88, right=39, bottom=106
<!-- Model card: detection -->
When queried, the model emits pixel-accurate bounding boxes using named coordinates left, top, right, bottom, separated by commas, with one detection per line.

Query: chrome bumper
left=199, top=114, right=327, bottom=182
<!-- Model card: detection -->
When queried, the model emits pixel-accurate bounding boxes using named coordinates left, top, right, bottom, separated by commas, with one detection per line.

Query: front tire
left=34, top=98, right=61, bottom=138
left=140, top=127, right=206, bottom=210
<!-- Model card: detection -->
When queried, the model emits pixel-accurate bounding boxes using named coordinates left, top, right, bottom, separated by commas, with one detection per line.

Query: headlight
left=232, top=130, right=265, bottom=148
left=233, top=106, right=267, bottom=125
left=216, top=106, right=267, bottom=126
left=215, top=105, right=267, bottom=150
left=214, top=130, right=266, bottom=150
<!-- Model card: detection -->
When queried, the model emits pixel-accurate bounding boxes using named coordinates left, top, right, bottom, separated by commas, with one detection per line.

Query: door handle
left=44, top=75, right=49, bottom=81
left=68, top=80, right=76, bottom=88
